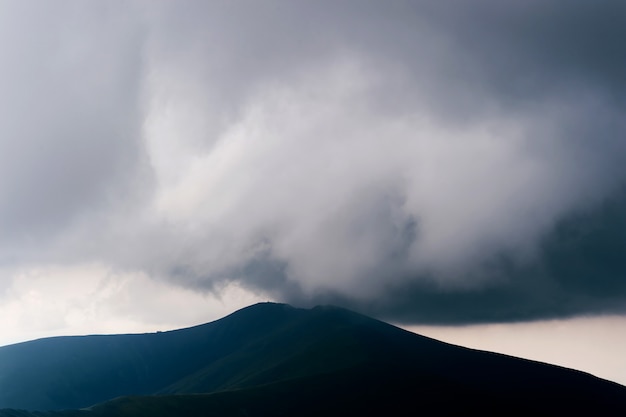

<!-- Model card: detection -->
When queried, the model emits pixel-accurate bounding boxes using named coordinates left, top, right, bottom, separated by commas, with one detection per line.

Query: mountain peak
left=1, top=302, right=625, bottom=415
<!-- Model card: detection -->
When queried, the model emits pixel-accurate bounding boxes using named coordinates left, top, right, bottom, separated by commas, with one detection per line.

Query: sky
left=0, top=0, right=625, bottom=384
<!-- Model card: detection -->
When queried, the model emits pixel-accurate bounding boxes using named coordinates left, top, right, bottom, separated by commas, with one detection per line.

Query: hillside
left=0, top=303, right=625, bottom=415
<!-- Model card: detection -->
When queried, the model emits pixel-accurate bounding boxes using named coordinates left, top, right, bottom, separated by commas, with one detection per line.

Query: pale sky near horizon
left=0, top=0, right=625, bottom=388
left=1, top=282, right=624, bottom=385
left=405, top=316, right=626, bottom=387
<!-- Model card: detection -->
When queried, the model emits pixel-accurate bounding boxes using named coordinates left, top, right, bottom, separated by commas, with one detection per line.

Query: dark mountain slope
left=1, top=302, right=625, bottom=415
left=0, top=303, right=309, bottom=410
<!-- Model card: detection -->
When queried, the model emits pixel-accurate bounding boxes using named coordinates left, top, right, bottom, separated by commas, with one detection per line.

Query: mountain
left=1, top=302, right=625, bottom=415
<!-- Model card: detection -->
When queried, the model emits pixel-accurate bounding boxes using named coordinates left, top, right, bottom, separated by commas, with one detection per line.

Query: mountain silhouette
left=0, top=302, right=625, bottom=415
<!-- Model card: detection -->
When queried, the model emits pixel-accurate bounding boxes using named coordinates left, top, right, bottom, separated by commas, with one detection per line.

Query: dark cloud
left=285, top=188, right=626, bottom=324
left=0, top=0, right=625, bottom=324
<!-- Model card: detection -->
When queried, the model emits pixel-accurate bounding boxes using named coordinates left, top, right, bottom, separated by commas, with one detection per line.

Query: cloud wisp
left=0, top=0, right=625, bottom=324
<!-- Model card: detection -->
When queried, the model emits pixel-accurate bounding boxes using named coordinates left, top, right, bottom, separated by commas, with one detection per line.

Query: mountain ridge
left=1, top=302, right=625, bottom=415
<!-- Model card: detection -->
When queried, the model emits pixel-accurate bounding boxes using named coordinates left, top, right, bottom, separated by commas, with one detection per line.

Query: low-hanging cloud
left=1, top=0, right=625, bottom=324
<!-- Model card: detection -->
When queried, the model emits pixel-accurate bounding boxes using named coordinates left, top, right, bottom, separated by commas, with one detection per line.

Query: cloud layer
left=1, top=0, right=625, bottom=324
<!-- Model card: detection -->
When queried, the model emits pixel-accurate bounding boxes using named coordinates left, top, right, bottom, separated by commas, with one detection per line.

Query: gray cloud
left=356, top=188, right=626, bottom=324
left=0, top=0, right=625, bottom=324
left=0, top=1, right=147, bottom=259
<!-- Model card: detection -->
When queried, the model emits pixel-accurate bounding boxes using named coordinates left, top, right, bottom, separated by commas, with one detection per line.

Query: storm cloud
left=1, top=0, right=625, bottom=324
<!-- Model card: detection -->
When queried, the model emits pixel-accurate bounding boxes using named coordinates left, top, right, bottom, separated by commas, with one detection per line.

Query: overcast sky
left=0, top=0, right=625, bottom=384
